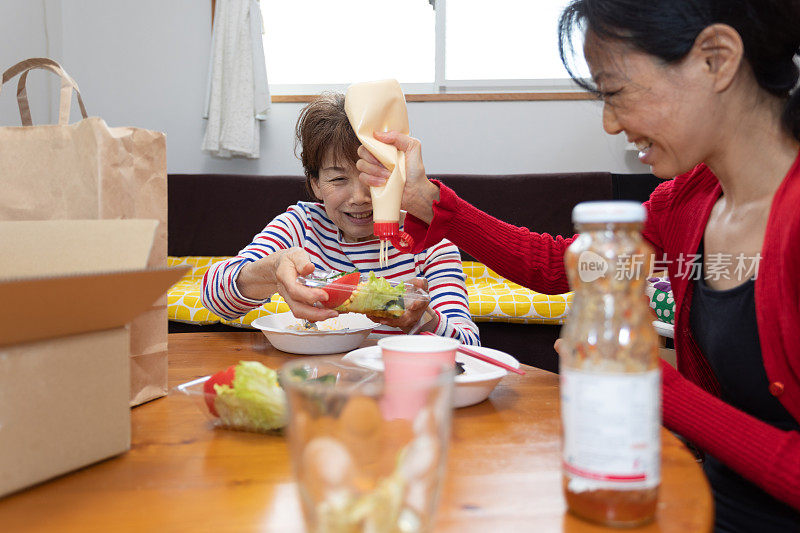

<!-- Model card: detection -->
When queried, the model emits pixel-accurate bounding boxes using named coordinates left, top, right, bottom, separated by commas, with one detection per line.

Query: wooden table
left=0, top=332, right=712, bottom=532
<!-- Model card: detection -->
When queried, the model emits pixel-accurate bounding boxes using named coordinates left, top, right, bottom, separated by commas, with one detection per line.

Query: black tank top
left=690, top=246, right=800, bottom=532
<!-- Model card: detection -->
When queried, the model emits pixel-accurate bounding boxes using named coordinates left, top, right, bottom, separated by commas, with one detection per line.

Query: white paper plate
left=251, top=312, right=377, bottom=355
left=343, top=345, right=520, bottom=408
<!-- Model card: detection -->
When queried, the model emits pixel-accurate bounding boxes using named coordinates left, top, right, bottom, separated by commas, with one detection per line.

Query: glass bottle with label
left=560, top=201, right=661, bottom=527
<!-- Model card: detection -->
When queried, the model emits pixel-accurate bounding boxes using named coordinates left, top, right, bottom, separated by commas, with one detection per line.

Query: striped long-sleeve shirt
left=202, top=202, right=480, bottom=345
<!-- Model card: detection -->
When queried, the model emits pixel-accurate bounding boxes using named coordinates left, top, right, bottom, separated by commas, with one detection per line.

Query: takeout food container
left=0, top=220, right=187, bottom=498
left=297, top=271, right=428, bottom=318
left=251, top=312, right=376, bottom=355
left=173, top=374, right=285, bottom=434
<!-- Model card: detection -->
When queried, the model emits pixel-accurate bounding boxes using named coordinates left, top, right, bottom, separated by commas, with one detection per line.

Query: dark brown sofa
left=168, top=172, right=661, bottom=372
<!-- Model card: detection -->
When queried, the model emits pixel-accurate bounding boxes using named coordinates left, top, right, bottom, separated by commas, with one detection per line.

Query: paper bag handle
left=0, top=57, right=88, bottom=126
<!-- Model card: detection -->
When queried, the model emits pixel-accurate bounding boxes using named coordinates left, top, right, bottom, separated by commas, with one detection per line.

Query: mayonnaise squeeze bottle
left=344, top=79, right=414, bottom=266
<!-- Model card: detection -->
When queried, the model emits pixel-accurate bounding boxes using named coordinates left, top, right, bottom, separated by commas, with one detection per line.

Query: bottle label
left=561, top=368, right=661, bottom=491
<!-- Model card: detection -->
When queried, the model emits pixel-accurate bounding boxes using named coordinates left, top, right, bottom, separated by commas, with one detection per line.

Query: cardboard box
left=0, top=220, right=188, bottom=498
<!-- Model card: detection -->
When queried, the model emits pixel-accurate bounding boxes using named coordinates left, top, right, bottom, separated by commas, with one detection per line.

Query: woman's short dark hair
left=295, top=92, right=360, bottom=201
left=558, top=0, right=800, bottom=139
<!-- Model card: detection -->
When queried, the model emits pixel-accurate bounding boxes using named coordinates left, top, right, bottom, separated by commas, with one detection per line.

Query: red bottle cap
left=373, top=221, right=399, bottom=238
left=373, top=222, right=414, bottom=253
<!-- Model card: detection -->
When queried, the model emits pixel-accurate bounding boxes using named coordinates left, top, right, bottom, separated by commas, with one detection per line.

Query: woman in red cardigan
left=354, top=1, right=800, bottom=530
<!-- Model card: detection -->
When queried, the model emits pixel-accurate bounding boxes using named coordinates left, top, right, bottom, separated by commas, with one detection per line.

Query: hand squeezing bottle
left=344, top=79, right=414, bottom=266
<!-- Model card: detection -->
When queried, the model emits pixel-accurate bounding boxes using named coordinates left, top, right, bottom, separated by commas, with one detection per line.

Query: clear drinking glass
left=280, top=357, right=455, bottom=533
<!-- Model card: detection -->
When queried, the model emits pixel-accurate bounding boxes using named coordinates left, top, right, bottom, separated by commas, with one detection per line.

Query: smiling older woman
left=354, top=1, right=800, bottom=530
left=201, top=93, right=479, bottom=345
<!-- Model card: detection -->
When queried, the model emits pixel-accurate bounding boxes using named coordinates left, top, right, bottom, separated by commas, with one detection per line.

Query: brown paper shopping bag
left=0, top=58, right=169, bottom=406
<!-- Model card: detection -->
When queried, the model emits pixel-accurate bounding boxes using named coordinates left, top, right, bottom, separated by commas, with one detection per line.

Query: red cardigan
left=405, top=158, right=800, bottom=509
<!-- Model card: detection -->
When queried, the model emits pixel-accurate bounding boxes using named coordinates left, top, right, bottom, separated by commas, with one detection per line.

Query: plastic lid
left=572, top=201, right=646, bottom=224
left=297, top=271, right=428, bottom=301
left=373, top=222, right=414, bottom=252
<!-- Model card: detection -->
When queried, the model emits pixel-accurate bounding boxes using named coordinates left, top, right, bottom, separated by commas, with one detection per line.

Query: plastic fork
left=420, top=332, right=525, bottom=375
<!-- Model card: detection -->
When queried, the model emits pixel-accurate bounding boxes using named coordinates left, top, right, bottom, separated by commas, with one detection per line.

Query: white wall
left=0, top=0, right=62, bottom=126
left=1, top=1, right=649, bottom=176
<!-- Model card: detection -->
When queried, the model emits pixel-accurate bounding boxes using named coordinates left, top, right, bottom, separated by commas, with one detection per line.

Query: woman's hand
left=356, top=131, right=441, bottom=224
left=553, top=338, right=566, bottom=357
left=237, top=248, right=338, bottom=322
left=367, top=278, right=436, bottom=333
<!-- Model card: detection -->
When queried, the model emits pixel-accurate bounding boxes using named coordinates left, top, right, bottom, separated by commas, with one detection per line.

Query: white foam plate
left=343, top=345, right=520, bottom=408
left=251, top=312, right=377, bottom=355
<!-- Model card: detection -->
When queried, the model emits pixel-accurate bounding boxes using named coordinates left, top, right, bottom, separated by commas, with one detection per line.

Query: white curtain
left=203, top=0, right=270, bottom=159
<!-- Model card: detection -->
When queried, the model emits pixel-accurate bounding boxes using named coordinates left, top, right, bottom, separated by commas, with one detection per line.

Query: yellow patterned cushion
left=167, top=256, right=289, bottom=327
left=167, top=257, right=573, bottom=327
left=462, top=261, right=573, bottom=324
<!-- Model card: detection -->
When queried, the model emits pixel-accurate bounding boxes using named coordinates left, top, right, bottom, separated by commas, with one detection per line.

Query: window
left=262, top=0, right=434, bottom=88
left=259, top=0, right=589, bottom=97
left=444, top=0, right=581, bottom=88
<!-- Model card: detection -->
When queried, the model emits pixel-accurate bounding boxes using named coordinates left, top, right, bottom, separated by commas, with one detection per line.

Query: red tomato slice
left=321, top=272, right=361, bottom=309
left=203, top=365, right=236, bottom=417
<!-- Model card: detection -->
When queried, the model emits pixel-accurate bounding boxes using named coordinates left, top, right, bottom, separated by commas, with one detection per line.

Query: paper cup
left=378, top=335, right=459, bottom=420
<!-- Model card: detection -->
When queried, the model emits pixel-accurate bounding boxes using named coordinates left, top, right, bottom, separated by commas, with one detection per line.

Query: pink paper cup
left=378, top=335, right=459, bottom=420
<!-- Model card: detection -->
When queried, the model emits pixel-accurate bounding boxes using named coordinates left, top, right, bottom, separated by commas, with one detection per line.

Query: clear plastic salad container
left=297, top=271, right=429, bottom=318
left=173, top=361, right=288, bottom=434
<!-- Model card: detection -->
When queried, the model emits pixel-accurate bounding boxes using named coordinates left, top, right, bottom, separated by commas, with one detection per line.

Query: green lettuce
left=213, top=361, right=287, bottom=432
left=335, top=271, right=406, bottom=317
